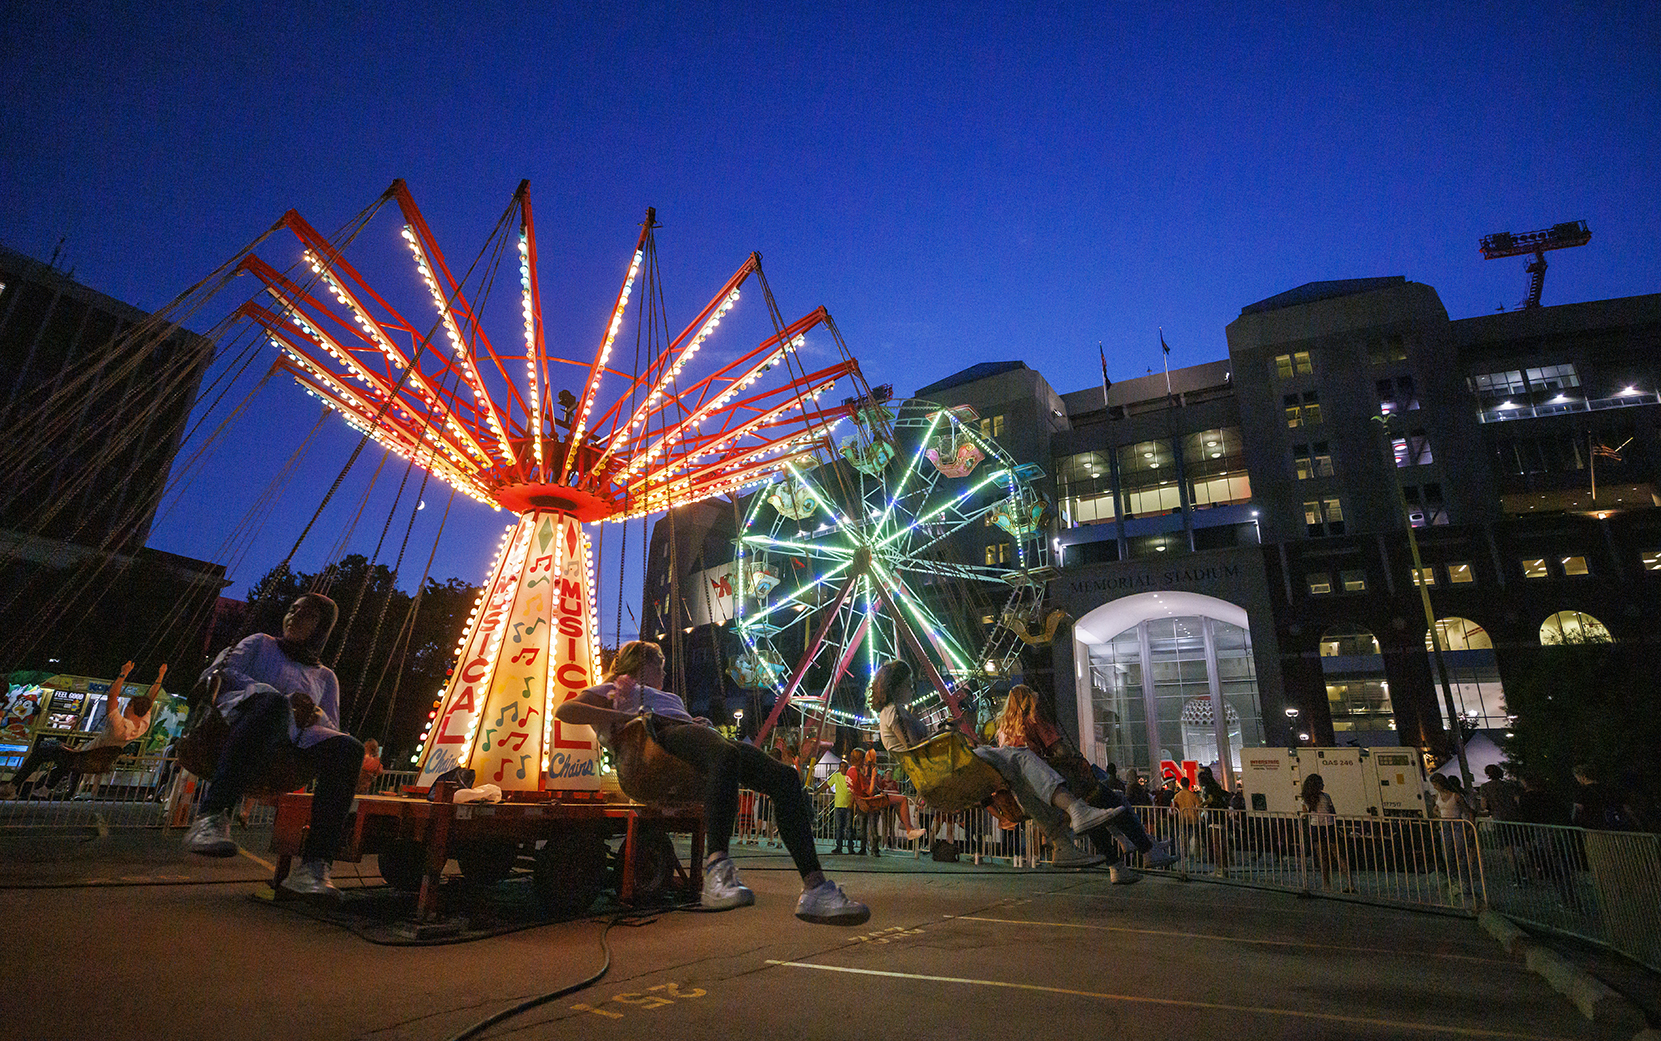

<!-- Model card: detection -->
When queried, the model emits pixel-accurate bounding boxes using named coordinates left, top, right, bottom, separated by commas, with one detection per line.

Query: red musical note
left=529, top=554, right=553, bottom=573
left=510, top=646, right=539, bottom=665
left=494, top=755, right=529, bottom=781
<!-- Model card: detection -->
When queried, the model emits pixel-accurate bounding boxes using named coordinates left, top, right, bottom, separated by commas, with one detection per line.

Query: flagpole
left=1589, top=431, right=1597, bottom=503
left=1098, top=342, right=1113, bottom=414
left=1159, top=328, right=1173, bottom=398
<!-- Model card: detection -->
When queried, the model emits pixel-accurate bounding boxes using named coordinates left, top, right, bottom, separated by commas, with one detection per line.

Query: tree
left=1502, top=641, right=1660, bottom=829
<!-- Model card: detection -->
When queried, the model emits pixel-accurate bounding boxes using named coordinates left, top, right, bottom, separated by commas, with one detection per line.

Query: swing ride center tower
left=232, top=181, right=875, bottom=798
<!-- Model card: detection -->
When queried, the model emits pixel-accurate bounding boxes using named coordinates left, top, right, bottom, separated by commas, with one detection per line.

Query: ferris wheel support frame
left=753, top=551, right=868, bottom=744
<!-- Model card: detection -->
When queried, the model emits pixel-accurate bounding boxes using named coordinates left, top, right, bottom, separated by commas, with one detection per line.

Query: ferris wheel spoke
left=872, top=409, right=945, bottom=532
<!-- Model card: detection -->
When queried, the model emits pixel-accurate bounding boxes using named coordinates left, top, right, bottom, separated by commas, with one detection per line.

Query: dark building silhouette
left=0, top=245, right=225, bottom=677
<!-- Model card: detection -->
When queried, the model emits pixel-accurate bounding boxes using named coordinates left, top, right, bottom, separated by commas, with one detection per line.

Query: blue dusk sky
left=3, top=3, right=1658, bottom=644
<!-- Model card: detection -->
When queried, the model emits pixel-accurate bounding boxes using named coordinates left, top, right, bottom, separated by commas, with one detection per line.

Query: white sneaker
left=280, top=858, right=340, bottom=899
left=794, top=880, right=870, bottom=925
left=184, top=810, right=237, bottom=857
left=1067, top=802, right=1123, bottom=834
left=1110, top=865, right=1142, bottom=885
left=1143, top=840, right=1179, bottom=869
left=1051, top=843, right=1106, bottom=869
left=701, top=856, right=755, bottom=911
left=905, top=828, right=926, bottom=841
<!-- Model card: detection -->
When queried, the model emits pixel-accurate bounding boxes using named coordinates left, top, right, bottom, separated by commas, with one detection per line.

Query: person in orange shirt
left=356, top=738, right=384, bottom=795
left=849, top=746, right=924, bottom=854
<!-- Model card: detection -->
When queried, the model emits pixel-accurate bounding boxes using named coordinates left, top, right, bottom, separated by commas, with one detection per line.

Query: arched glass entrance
left=1075, top=593, right=1264, bottom=781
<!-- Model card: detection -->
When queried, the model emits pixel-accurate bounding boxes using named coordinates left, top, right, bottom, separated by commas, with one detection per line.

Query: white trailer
left=1238, top=746, right=1429, bottom=818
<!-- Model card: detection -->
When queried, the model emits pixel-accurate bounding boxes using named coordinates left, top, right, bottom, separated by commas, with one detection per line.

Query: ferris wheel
left=730, top=397, right=1056, bottom=738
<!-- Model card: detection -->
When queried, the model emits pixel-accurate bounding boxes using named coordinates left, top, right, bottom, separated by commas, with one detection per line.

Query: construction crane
left=1480, top=220, right=1591, bottom=309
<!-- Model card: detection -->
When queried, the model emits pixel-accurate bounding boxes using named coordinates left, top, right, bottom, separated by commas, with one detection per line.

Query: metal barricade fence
left=1479, top=819, right=1661, bottom=973
left=1130, top=806, right=1485, bottom=914
left=0, top=757, right=420, bottom=831
left=730, top=784, right=1044, bottom=866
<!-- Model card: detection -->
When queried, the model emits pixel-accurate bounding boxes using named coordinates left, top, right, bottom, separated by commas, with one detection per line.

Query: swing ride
left=223, top=179, right=880, bottom=800
left=187, top=178, right=898, bottom=910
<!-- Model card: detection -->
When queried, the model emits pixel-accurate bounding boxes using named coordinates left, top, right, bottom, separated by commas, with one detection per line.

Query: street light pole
left=1372, top=414, right=1474, bottom=792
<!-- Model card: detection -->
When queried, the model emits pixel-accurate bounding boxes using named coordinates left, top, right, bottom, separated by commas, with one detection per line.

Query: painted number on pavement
left=570, top=982, right=707, bottom=1019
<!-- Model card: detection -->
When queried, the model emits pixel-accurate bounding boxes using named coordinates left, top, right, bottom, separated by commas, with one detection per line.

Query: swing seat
left=63, top=743, right=128, bottom=778
left=174, top=678, right=317, bottom=799
left=896, top=732, right=1009, bottom=814
left=611, top=712, right=706, bottom=808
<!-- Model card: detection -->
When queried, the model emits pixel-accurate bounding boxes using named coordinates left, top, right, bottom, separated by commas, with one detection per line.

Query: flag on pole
left=1098, top=343, right=1112, bottom=398
left=1592, top=439, right=1626, bottom=462
left=1160, top=331, right=1171, bottom=355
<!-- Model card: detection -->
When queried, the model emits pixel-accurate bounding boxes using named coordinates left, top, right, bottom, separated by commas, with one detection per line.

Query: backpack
left=930, top=839, right=961, bottom=862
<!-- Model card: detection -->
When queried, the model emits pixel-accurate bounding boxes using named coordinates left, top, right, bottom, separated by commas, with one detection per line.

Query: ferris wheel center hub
left=494, top=482, right=616, bottom=522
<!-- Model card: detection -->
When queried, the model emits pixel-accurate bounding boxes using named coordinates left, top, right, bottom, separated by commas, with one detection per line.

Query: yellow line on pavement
left=238, top=848, right=274, bottom=872
left=955, top=914, right=1510, bottom=964
left=762, top=961, right=1574, bottom=1040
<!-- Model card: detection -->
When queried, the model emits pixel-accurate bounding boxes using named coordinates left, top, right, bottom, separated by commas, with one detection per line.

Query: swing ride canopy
left=234, top=179, right=873, bottom=524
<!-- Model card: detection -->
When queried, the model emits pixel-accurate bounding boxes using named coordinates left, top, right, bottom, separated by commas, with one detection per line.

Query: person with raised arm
left=4, top=660, right=168, bottom=799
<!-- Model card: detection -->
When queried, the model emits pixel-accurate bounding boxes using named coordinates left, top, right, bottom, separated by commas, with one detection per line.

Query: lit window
left=1275, top=351, right=1313, bottom=379
left=1411, top=567, right=1436, bottom=587
left=1392, top=430, right=1433, bottom=466
left=1313, top=442, right=1334, bottom=477
left=1521, top=558, right=1548, bottom=579
left=1302, top=392, right=1322, bottom=424
left=1293, top=444, right=1313, bottom=480
left=1561, top=555, right=1589, bottom=576
left=1642, top=550, right=1661, bottom=571
left=1341, top=569, right=1367, bottom=593
left=980, top=415, right=1006, bottom=438
left=1378, top=375, right=1419, bottom=415
left=1286, top=405, right=1303, bottom=428
left=1448, top=562, right=1474, bottom=584
left=1308, top=573, right=1332, bottom=595
left=1540, top=610, right=1612, bottom=645
left=1305, top=497, right=1345, bottom=537
left=985, top=543, right=1011, bottom=566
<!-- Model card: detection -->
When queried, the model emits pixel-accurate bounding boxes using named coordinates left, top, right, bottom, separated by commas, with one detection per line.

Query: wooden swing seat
left=174, top=678, right=317, bottom=799
left=611, top=712, right=706, bottom=808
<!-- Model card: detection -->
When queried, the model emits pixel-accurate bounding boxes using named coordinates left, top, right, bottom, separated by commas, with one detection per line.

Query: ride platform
left=268, top=790, right=704, bottom=919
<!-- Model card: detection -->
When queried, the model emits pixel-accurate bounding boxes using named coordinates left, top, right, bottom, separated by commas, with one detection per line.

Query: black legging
left=199, top=691, right=363, bottom=860
left=9, top=739, right=78, bottom=794
left=654, top=721, right=822, bottom=878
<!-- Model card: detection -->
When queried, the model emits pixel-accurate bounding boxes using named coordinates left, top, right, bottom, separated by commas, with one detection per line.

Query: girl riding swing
left=556, top=640, right=869, bottom=925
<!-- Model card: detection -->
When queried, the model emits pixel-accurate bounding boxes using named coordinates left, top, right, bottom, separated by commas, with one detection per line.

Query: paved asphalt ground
left=0, top=826, right=1644, bottom=1041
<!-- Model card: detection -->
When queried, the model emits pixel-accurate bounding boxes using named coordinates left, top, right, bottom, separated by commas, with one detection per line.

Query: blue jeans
left=1086, top=784, right=1156, bottom=856
left=832, top=806, right=854, bottom=850
left=973, top=746, right=1074, bottom=842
